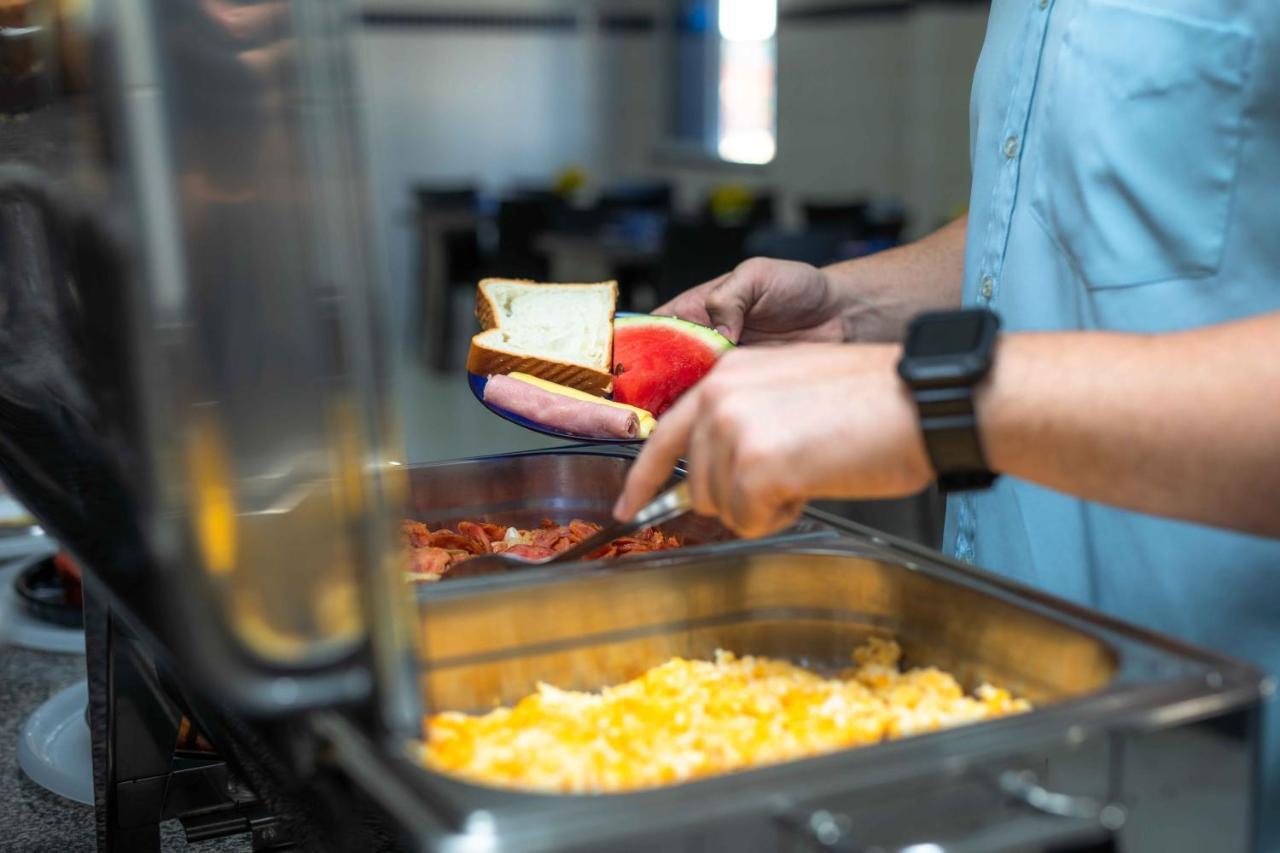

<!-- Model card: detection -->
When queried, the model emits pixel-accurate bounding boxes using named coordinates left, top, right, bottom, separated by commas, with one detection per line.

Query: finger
left=707, top=406, right=740, bottom=524
left=726, top=466, right=803, bottom=539
left=726, top=459, right=766, bottom=537
left=653, top=273, right=729, bottom=325
left=704, top=273, right=759, bottom=343
left=707, top=345, right=836, bottom=389
left=732, top=500, right=805, bottom=539
left=762, top=499, right=808, bottom=537
left=614, top=391, right=702, bottom=520
left=685, top=420, right=718, bottom=518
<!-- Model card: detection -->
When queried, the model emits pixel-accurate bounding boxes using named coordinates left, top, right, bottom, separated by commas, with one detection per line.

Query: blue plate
left=468, top=312, right=644, bottom=445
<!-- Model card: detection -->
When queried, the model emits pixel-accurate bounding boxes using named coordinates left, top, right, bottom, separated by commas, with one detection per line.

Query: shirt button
left=979, top=275, right=995, bottom=300
left=1003, top=134, right=1020, bottom=159
left=1038, top=0, right=1050, bottom=8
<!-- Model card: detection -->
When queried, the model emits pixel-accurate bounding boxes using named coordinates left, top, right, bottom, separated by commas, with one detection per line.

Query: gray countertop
left=1, top=598, right=250, bottom=851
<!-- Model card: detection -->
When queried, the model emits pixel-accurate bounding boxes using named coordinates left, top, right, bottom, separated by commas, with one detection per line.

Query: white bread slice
left=468, top=279, right=617, bottom=395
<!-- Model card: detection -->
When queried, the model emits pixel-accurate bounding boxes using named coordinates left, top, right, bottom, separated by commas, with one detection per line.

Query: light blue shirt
left=952, top=0, right=1280, bottom=847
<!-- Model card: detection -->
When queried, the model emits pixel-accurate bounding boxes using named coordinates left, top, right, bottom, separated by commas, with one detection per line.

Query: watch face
left=899, top=309, right=1000, bottom=386
left=905, top=312, right=989, bottom=357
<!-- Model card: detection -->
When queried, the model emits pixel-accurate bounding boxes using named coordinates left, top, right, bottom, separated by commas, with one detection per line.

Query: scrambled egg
left=423, top=638, right=1030, bottom=793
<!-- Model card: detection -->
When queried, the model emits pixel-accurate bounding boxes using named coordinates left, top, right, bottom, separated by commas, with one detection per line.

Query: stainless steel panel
left=102, top=0, right=413, bottom=712
left=0, top=1, right=416, bottom=718
left=105, top=0, right=390, bottom=663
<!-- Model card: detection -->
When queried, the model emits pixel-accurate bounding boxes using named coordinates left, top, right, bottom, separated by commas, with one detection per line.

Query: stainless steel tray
left=402, top=447, right=839, bottom=583
left=418, top=543, right=1117, bottom=711
left=327, top=514, right=1265, bottom=853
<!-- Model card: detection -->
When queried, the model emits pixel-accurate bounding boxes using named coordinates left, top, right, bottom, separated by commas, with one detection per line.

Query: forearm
left=825, top=214, right=968, bottom=342
left=979, top=313, right=1280, bottom=538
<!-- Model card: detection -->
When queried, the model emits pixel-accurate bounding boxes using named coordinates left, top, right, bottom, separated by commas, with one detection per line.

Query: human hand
left=613, top=344, right=933, bottom=537
left=655, top=258, right=848, bottom=345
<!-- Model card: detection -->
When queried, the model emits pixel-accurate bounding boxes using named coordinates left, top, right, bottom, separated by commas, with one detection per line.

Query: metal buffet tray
left=321, top=448, right=1266, bottom=852
left=401, top=445, right=832, bottom=568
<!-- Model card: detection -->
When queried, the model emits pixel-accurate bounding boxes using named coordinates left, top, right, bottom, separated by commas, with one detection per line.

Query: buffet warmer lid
left=0, top=0, right=421, bottom=728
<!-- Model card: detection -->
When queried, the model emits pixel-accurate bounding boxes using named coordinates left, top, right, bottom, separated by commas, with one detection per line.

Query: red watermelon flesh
left=612, top=316, right=734, bottom=416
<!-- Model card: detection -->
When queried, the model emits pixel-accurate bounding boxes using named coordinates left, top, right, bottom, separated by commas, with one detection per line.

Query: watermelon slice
left=612, top=316, right=734, bottom=416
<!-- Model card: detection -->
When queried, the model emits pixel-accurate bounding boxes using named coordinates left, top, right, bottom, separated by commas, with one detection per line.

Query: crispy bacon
left=502, top=544, right=558, bottom=561
left=402, top=517, right=683, bottom=582
left=408, top=547, right=451, bottom=578
left=533, top=526, right=568, bottom=551
left=401, top=520, right=433, bottom=549
left=568, top=519, right=597, bottom=540
left=431, top=532, right=481, bottom=553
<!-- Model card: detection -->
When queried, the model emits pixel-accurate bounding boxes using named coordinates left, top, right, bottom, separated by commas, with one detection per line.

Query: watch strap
left=915, top=385, right=997, bottom=492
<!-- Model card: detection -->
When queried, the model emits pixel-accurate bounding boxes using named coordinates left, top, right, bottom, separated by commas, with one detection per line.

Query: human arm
left=614, top=311, right=1280, bottom=540
left=978, top=311, right=1280, bottom=537
left=657, top=215, right=968, bottom=344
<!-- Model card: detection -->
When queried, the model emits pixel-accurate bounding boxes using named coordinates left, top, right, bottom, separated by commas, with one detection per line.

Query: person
left=614, top=1, right=1280, bottom=847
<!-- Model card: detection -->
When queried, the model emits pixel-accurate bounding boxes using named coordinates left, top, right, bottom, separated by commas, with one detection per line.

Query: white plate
left=17, top=680, right=94, bottom=805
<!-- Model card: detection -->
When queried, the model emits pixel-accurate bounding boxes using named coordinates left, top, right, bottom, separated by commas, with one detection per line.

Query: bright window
left=670, top=0, right=777, bottom=165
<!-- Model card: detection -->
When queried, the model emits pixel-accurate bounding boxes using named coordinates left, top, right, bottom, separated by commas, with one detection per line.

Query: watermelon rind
left=613, top=315, right=736, bottom=353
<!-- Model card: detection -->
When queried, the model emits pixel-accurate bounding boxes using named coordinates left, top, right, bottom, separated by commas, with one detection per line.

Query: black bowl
left=14, top=557, right=84, bottom=629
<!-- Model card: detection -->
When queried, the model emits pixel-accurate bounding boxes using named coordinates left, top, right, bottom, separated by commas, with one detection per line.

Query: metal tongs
left=448, top=480, right=693, bottom=578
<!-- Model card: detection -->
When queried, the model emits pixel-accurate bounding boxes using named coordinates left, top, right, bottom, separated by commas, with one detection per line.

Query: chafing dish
left=319, top=491, right=1265, bottom=853
left=402, top=446, right=836, bottom=574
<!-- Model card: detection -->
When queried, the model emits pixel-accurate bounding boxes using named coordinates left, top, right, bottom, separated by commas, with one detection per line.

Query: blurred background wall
left=358, top=0, right=988, bottom=354
left=354, top=0, right=988, bottom=542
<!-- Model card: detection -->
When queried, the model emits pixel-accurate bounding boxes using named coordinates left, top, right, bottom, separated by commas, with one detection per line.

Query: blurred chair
left=594, top=183, right=671, bottom=303
left=703, top=187, right=773, bottom=229
left=607, top=207, right=667, bottom=310
left=599, top=182, right=673, bottom=215
left=806, top=198, right=908, bottom=260
left=414, top=184, right=481, bottom=371
left=489, top=195, right=553, bottom=281
left=657, top=221, right=749, bottom=306
left=802, top=198, right=869, bottom=241
left=744, top=226, right=847, bottom=267
left=548, top=202, right=608, bottom=236
left=415, top=185, right=477, bottom=213
left=865, top=201, right=907, bottom=245
left=744, top=194, right=774, bottom=228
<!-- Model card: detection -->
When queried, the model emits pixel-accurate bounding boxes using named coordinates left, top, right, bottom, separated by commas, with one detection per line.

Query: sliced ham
left=484, top=374, right=639, bottom=439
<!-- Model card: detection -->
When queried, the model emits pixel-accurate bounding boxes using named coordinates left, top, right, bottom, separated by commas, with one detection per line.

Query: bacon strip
left=403, top=518, right=683, bottom=582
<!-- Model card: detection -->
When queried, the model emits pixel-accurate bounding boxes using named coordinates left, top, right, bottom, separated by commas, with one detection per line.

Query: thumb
left=703, top=273, right=756, bottom=344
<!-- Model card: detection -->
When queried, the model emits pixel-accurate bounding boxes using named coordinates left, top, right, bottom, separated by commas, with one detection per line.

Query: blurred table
left=416, top=207, right=480, bottom=371
left=535, top=230, right=662, bottom=286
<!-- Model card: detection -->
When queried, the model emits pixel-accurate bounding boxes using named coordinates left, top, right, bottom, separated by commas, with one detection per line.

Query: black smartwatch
left=897, top=308, right=1001, bottom=492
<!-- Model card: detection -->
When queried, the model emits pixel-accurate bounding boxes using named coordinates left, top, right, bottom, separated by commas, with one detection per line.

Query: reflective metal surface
left=420, top=547, right=1116, bottom=712
left=0, top=1, right=415, bottom=720
left=106, top=0, right=389, bottom=663
left=403, top=446, right=832, bottom=559
left=354, top=535, right=1263, bottom=852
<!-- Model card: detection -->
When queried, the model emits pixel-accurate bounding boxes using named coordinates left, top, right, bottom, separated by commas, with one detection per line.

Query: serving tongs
left=447, top=481, right=693, bottom=578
